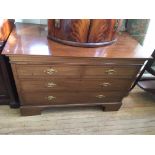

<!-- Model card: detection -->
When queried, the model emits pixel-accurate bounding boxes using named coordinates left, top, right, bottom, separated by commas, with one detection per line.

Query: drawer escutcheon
left=44, top=68, right=57, bottom=75
left=105, top=69, right=116, bottom=75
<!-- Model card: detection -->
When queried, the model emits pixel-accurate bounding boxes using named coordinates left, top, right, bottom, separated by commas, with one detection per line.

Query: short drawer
left=16, top=64, right=141, bottom=78
left=19, top=78, right=133, bottom=92
left=16, top=65, right=82, bottom=78
left=84, top=66, right=141, bottom=78
left=21, top=91, right=127, bottom=105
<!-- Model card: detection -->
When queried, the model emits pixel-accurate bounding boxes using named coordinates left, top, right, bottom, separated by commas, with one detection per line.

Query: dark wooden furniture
left=130, top=50, right=155, bottom=94
left=2, top=23, right=153, bottom=116
left=48, top=19, right=122, bottom=47
left=0, top=19, right=19, bottom=107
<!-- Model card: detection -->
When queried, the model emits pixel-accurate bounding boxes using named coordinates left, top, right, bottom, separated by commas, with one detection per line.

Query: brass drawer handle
left=47, top=82, right=56, bottom=88
left=100, top=82, right=111, bottom=87
left=105, top=69, right=116, bottom=75
left=47, top=96, right=56, bottom=101
left=96, top=95, right=106, bottom=99
left=44, top=68, right=57, bottom=75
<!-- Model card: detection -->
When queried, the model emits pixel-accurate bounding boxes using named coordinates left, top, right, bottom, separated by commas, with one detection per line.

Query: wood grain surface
left=2, top=23, right=153, bottom=59
left=48, top=19, right=121, bottom=47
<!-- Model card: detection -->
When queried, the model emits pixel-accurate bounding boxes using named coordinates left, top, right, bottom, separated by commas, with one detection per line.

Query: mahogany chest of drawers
left=2, top=23, right=152, bottom=116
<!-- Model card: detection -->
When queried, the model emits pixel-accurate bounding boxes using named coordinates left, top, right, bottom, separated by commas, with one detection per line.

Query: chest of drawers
left=11, top=57, right=143, bottom=116
left=2, top=23, right=153, bottom=116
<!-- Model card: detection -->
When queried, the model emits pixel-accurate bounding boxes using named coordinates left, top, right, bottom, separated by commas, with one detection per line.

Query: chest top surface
left=2, top=23, right=153, bottom=59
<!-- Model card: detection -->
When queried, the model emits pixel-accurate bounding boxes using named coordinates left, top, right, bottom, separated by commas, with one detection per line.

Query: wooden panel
left=48, top=19, right=90, bottom=43
left=21, top=91, right=126, bottom=105
left=19, top=78, right=133, bottom=92
left=88, top=19, right=119, bottom=42
left=8, top=56, right=145, bottom=65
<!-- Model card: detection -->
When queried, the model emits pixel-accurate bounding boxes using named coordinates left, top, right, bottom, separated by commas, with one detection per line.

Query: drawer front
left=16, top=64, right=141, bottom=78
left=16, top=65, right=81, bottom=78
left=21, top=91, right=126, bottom=105
left=84, top=66, right=140, bottom=78
left=20, top=78, right=133, bottom=92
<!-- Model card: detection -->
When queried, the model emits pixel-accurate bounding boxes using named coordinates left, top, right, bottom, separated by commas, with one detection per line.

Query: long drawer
left=16, top=64, right=141, bottom=78
left=21, top=91, right=127, bottom=105
left=19, top=78, right=133, bottom=92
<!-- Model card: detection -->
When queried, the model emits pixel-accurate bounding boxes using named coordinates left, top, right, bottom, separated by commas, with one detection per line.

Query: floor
left=0, top=86, right=155, bottom=135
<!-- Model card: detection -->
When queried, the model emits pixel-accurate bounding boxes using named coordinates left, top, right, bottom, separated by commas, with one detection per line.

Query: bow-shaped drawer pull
left=96, top=95, right=106, bottom=99
left=105, top=69, right=116, bottom=75
left=100, top=82, right=111, bottom=87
